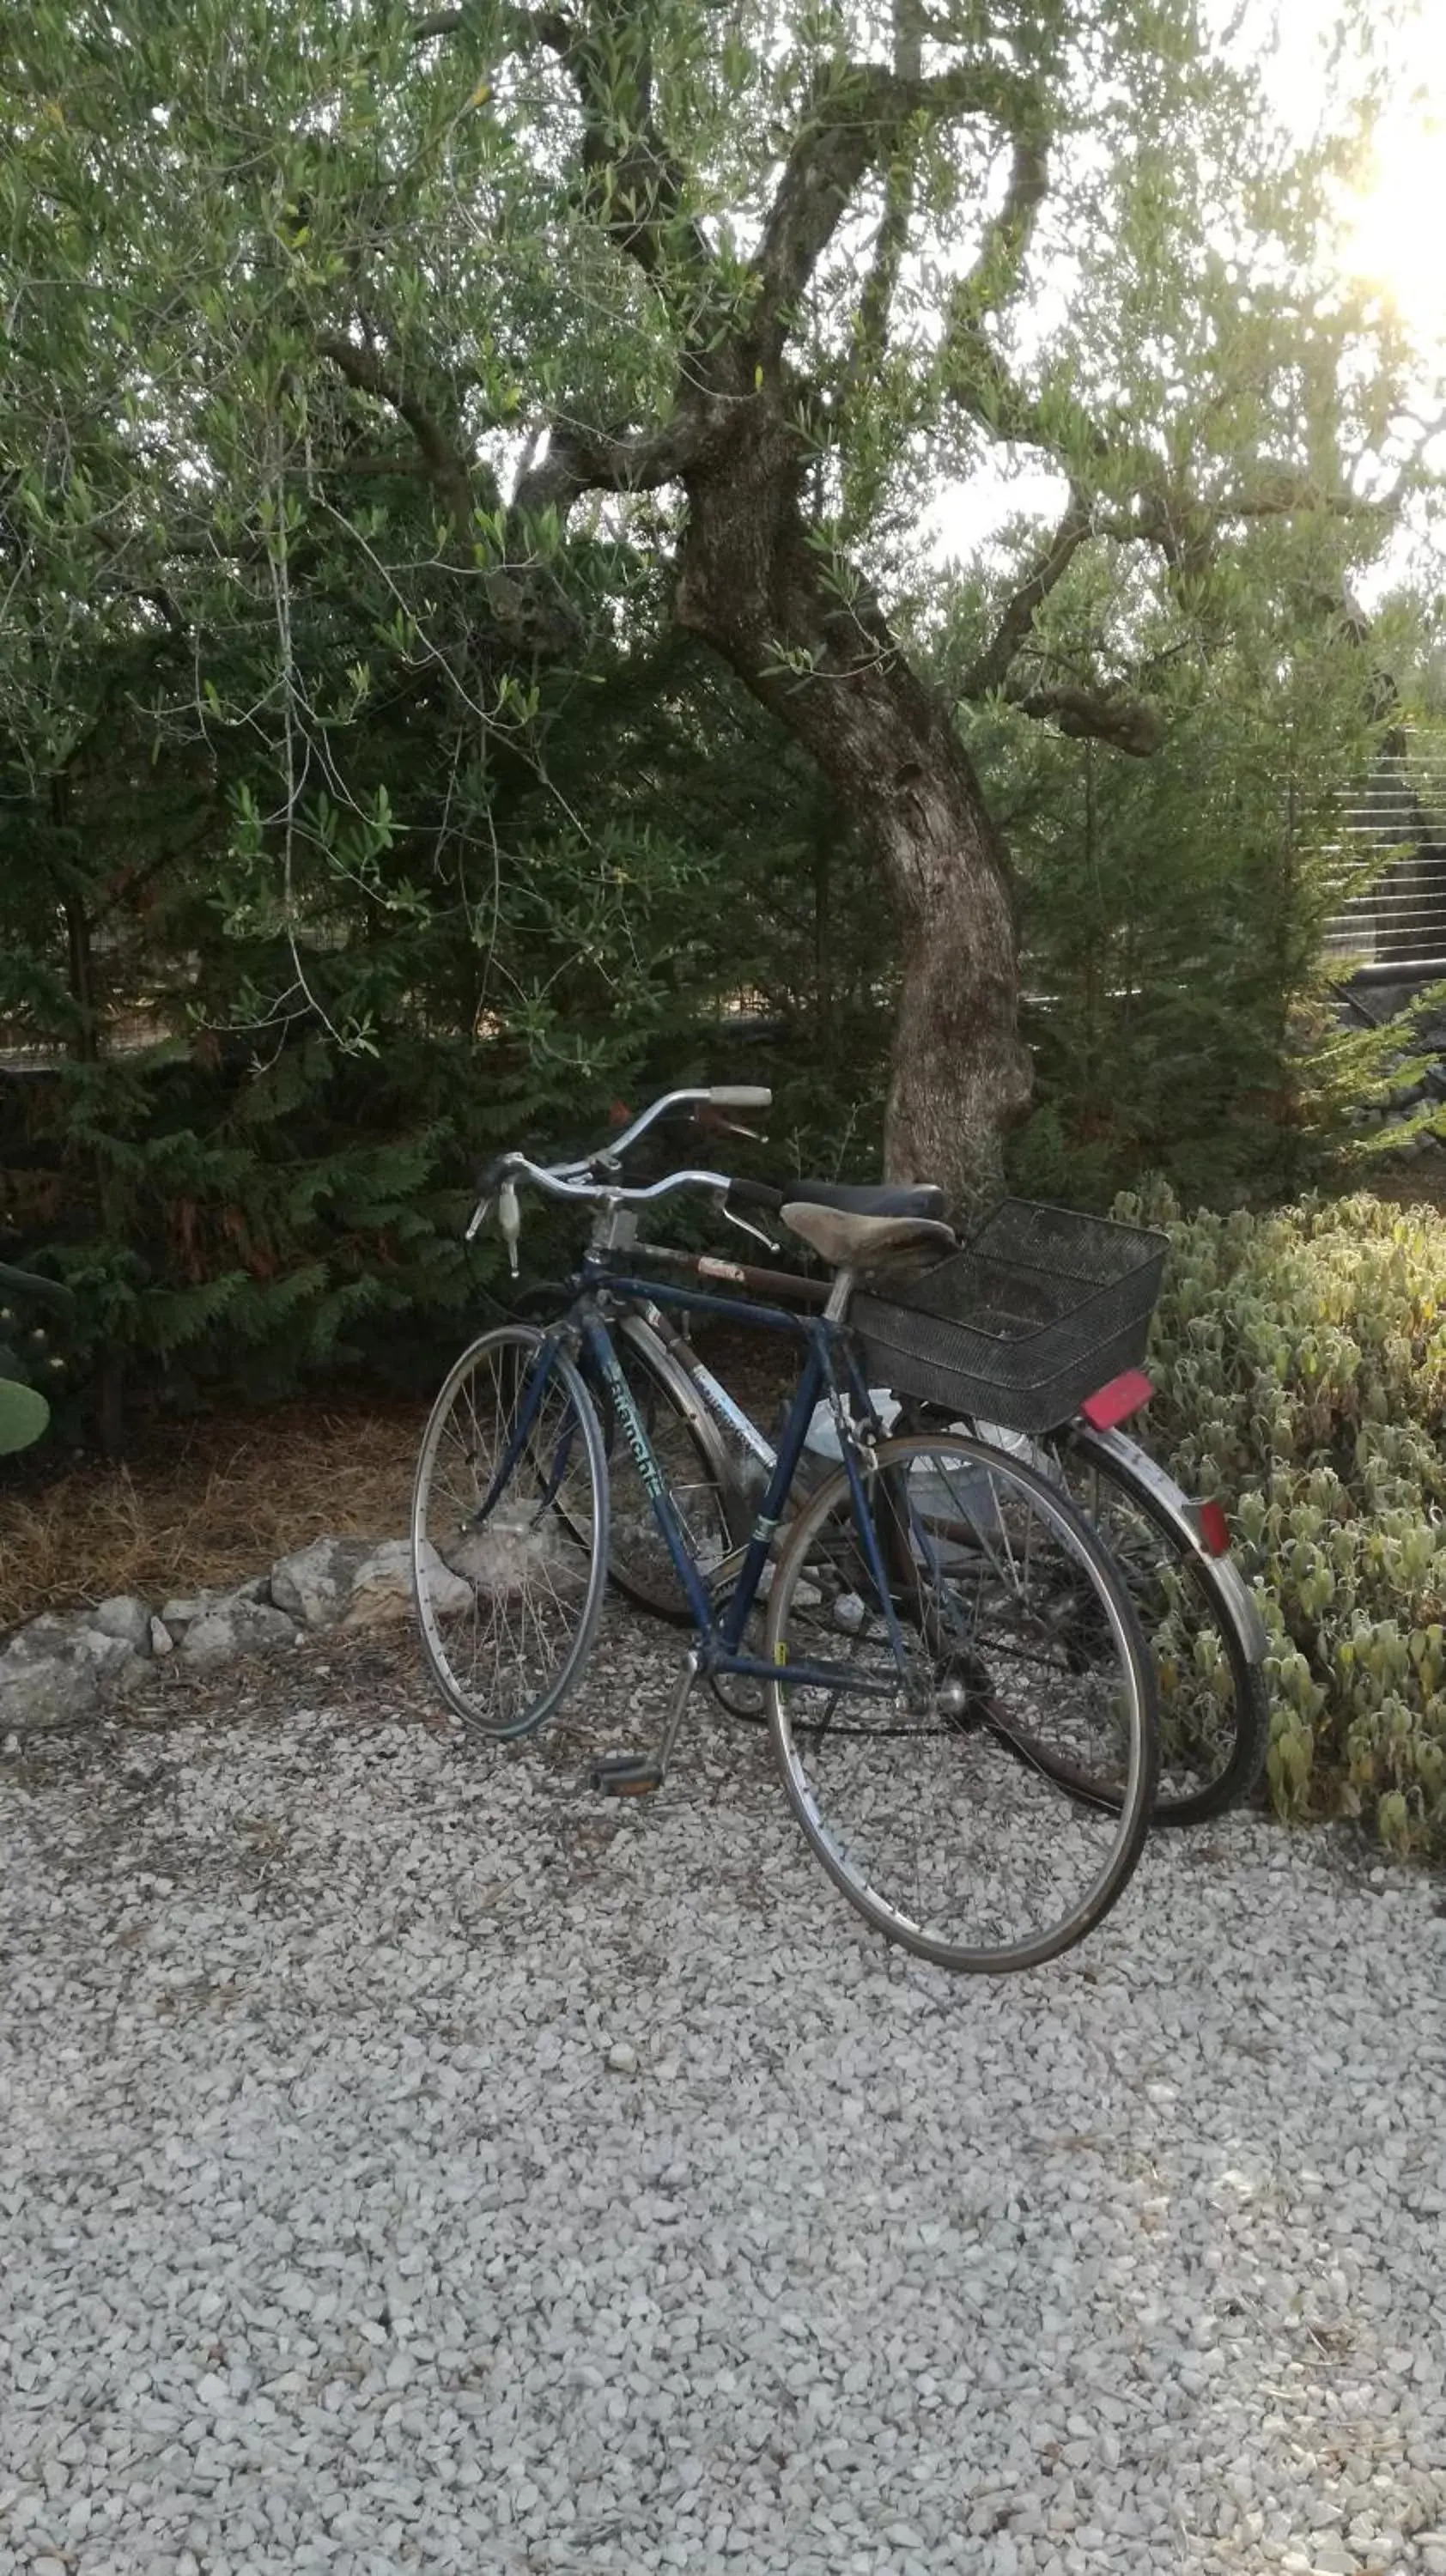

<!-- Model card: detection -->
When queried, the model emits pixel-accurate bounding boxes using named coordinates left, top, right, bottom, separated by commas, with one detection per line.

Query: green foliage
left=0, top=1260, right=75, bottom=1452
left=0, top=1378, right=49, bottom=1454
left=929, top=527, right=1419, bottom=1206
left=0, top=623, right=890, bottom=1417
left=0, top=0, right=1438, bottom=1411
left=1122, top=1181, right=1446, bottom=1853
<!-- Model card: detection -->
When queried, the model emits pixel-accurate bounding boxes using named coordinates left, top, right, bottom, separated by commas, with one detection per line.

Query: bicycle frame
left=506, top=1262, right=908, bottom=1693
left=609, top=1237, right=1262, bottom=1629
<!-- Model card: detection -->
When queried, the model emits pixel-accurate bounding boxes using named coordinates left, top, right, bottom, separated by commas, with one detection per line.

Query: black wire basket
left=850, top=1198, right=1169, bottom=1435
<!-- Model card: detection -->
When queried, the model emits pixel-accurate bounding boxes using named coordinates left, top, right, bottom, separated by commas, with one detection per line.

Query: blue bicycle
left=411, top=1091, right=1158, bottom=1974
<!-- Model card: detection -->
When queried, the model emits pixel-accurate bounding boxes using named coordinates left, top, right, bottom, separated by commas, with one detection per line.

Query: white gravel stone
left=1, top=1613, right=1443, bottom=2576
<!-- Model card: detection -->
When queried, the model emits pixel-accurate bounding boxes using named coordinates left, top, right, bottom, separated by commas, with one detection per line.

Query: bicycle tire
left=763, top=1430, right=1158, bottom=1974
left=898, top=1399, right=1270, bottom=1829
left=1047, top=1423, right=1271, bottom=1826
left=411, top=1323, right=609, bottom=1740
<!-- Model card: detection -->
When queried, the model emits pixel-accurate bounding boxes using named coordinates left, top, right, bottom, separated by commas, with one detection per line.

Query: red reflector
left=1079, top=1369, right=1153, bottom=1431
left=608, top=1099, right=633, bottom=1127
left=1196, top=1498, right=1230, bottom=1558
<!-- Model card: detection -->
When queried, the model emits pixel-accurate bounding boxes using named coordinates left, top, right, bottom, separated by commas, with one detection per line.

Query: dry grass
left=0, top=1311, right=794, bottom=1640
left=0, top=1394, right=425, bottom=1633
left=1359, top=1145, right=1446, bottom=1216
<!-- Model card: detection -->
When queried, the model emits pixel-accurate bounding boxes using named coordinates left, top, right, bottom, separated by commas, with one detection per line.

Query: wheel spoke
left=1037, top=1428, right=1270, bottom=1825
left=412, top=1327, right=608, bottom=1741
left=765, top=1432, right=1157, bottom=1973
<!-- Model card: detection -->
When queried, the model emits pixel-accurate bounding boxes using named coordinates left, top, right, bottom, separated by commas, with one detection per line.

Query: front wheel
left=763, top=1431, right=1157, bottom=1974
left=411, top=1324, right=609, bottom=1741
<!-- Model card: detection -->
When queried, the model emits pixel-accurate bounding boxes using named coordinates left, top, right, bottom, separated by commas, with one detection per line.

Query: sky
left=1257, top=0, right=1446, bottom=343
left=927, top=0, right=1446, bottom=602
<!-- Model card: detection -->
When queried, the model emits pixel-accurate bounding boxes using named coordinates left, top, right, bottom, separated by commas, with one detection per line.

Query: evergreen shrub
left=1127, top=1181, right=1446, bottom=1853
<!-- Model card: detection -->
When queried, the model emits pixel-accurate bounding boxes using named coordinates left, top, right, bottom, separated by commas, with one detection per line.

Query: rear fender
left=1070, top=1423, right=1270, bottom=1666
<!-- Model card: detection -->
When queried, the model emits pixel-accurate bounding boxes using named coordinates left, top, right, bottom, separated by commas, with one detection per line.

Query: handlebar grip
left=725, top=1176, right=784, bottom=1214
left=476, top=1152, right=514, bottom=1194
left=708, top=1086, right=772, bottom=1110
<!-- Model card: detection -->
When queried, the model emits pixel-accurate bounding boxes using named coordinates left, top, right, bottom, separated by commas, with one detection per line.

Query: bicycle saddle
left=779, top=1201, right=957, bottom=1273
left=784, top=1178, right=947, bottom=1221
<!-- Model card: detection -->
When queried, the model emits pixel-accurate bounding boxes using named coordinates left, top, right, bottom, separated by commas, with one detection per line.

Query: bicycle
left=513, top=1114, right=1271, bottom=1829
left=410, top=1089, right=1161, bottom=1975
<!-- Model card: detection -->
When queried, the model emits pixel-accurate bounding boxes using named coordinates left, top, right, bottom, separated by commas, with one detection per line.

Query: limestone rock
left=179, top=1595, right=299, bottom=1673
left=92, top=1595, right=153, bottom=1654
left=270, top=1536, right=373, bottom=1631
left=346, top=1538, right=468, bottom=1628
left=161, top=1575, right=269, bottom=1633
left=0, top=1650, right=100, bottom=1732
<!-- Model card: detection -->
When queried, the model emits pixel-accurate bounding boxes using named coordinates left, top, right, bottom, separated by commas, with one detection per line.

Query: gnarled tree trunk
left=675, top=406, right=1031, bottom=1212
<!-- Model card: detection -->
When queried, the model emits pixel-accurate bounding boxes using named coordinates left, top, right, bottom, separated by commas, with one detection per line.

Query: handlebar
left=468, top=1087, right=775, bottom=1271
left=552, top=1085, right=771, bottom=1178
left=488, top=1157, right=741, bottom=1209
left=476, top=1086, right=772, bottom=1199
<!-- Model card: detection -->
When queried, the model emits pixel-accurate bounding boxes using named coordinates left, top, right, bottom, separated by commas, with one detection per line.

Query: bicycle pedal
left=591, top=1753, right=665, bottom=1797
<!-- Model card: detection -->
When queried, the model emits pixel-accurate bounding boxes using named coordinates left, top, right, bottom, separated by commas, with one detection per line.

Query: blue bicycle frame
left=501, top=1257, right=910, bottom=1694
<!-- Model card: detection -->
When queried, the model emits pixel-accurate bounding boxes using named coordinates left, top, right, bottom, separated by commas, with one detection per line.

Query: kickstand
left=591, top=1648, right=699, bottom=1797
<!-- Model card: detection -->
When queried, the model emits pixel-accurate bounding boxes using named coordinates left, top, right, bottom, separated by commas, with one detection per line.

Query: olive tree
left=3, top=0, right=1432, bottom=1200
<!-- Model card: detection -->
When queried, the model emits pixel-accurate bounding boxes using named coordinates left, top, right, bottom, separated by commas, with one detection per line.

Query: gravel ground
left=3, top=1613, right=1445, bottom=2576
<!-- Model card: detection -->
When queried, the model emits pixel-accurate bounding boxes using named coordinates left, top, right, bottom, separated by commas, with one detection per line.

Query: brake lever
left=716, top=1193, right=780, bottom=1255
left=465, top=1195, right=492, bottom=1243
left=694, top=1105, right=769, bottom=1148
left=498, top=1179, right=522, bottom=1277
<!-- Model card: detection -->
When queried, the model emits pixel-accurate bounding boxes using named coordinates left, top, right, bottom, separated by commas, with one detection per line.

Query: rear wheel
left=411, top=1324, right=608, bottom=1740
left=763, top=1431, right=1157, bottom=1974
left=906, top=1404, right=1272, bottom=1828
left=1047, top=1426, right=1270, bottom=1825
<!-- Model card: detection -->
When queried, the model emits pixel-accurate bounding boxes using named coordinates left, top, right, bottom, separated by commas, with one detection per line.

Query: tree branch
left=317, top=334, right=481, bottom=538
left=571, top=15, right=710, bottom=280
left=836, top=156, right=914, bottom=416
left=751, top=60, right=1042, bottom=368
left=416, top=3, right=711, bottom=283
left=411, top=7, right=571, bottom=51
left=511, top=411, right=711, bottom=518
left=943, top=125, right=1049, bottom=342
left=1211, top=479, right=1394, bottom=524
left=1008, top=680, right=1161, bottom=758
left=960, top=484, right=1091, bottom=701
